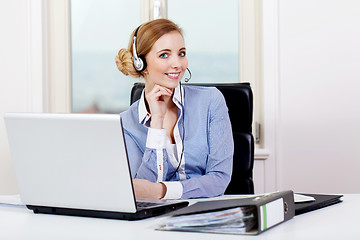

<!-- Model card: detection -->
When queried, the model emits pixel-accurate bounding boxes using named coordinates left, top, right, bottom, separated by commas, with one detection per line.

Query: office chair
left=130, top=82, right=254, bottom=194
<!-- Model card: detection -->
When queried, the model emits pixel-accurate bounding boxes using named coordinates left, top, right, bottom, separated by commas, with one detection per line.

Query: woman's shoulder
left=183, top=85, right=225, bottom=102
left=120, top=100, right=139, bottom=125
left=183, top=84, right=223, bottom=97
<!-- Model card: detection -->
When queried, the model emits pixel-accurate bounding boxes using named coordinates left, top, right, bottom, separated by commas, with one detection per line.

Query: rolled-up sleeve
left=135, top=128, right=170, bottom=183
left=162, top=181, right=183, bottom=199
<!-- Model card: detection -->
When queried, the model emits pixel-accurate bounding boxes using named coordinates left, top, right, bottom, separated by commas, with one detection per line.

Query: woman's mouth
left=165, top=72, right=180, bottom=80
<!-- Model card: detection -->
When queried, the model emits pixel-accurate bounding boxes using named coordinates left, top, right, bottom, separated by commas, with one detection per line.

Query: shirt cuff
left=146, top=128, right=167, bottom=149
left=162, top=181, right=183, bottom=200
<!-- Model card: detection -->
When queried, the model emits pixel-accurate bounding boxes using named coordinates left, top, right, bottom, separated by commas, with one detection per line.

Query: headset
left=132, top=26, right=147, bottom=72
left=132, top=25, right=192, bottom=83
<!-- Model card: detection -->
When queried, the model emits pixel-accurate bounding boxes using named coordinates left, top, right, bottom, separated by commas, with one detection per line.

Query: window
left=168, top=0, right=239, bottom=84
left=70, top=0, right=239, bottom=113
left=46, top=0, right=262, bottom=146
left=70, top=0, right=141, bottom=113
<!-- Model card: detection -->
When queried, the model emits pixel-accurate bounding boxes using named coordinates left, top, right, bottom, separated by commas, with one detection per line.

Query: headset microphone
left=132, top=25, right=147, bottom=72
left=184, top=68, right=192, bottom=82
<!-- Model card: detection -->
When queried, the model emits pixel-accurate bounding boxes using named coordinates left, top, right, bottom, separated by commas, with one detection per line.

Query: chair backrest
left=130, top=82, right=254, bottom=194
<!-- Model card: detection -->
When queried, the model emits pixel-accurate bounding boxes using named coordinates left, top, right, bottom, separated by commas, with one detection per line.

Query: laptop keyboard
left=136, top=201, right=160, bottom=208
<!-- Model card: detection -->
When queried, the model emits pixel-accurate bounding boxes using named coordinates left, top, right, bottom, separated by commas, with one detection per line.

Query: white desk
left=0, top=194, right=359, bottom=240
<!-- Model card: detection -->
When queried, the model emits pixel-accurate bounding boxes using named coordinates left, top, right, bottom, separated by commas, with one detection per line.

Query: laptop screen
left=5, top=113, right=137, bottom=213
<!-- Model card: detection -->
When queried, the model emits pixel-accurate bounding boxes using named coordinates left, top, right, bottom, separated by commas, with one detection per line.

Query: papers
left=157, top=206, right=257, bottom=234
left=185, top=194, right=256, bottom=206
left=188, top=193, right=314, bottom=205
left=0, top=194, right=24, bottom=206
left=294, top=194, right=315, bottom=203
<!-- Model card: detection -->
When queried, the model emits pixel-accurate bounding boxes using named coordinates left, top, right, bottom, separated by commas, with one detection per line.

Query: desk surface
left=0, top=194, right=358, bottom=240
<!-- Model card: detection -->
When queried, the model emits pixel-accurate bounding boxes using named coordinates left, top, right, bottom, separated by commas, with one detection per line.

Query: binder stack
left=157, top=190, right=294, bottom=235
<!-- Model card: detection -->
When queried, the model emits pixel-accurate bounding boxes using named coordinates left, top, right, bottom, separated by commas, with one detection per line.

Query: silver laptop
left=4, top=113, right=188, bottom=220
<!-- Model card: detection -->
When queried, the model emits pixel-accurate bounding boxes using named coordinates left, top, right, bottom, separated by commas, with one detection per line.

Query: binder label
left=260, top=198, right=284, bottom=231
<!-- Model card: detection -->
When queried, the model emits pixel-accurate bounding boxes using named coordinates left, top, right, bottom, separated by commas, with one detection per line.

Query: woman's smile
left=165, top=72, right=181, bottom=80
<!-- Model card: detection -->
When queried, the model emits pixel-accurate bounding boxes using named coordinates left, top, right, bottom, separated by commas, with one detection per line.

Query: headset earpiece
left=135, top=55, right=147, bottom=72
left=132, top=25, right=147, bottom=72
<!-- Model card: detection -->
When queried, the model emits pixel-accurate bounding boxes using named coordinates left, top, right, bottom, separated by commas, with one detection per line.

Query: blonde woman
left=116, top=19, right=233, bottom=200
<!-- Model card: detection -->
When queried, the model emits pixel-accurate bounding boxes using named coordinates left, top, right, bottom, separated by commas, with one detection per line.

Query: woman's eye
left=159, top=53, right=168, bottom=58
left=179, top=51, right=186, bottom=57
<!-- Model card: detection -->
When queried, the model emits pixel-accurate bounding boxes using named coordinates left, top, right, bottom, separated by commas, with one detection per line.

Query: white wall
left=275, top=0, right=360, bottom=193
left=0, top=0, right=28, bottom=194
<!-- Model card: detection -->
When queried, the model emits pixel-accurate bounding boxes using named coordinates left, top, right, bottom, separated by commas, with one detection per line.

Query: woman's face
left=143, top=31, right=188, bottom=90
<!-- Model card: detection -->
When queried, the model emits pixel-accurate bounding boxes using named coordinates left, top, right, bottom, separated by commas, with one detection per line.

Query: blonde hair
left=115, top=19, right=183, bottom=78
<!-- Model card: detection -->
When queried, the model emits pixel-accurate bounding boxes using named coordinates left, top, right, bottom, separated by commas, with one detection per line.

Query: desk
left=0, top=194, right=359, bottom=239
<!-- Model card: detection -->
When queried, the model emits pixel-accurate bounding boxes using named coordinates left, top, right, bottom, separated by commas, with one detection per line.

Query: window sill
left=254, top=148, right=270, bottom=161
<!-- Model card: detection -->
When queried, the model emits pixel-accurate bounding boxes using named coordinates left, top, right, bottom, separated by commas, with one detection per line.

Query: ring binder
left=157, top=190, right=295, bottom=235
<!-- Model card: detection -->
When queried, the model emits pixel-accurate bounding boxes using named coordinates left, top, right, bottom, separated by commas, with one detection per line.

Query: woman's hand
left=145, top=84, right=173, bottom=129
left=132, top=179, right=166, bottom=199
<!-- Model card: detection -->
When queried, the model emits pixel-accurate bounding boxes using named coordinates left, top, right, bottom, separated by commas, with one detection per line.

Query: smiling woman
left=116, top=19, right=234, bottom=200
left=143, top=31, right=188, bottom=90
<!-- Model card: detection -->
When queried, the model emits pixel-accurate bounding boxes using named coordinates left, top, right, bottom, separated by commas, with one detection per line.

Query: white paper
left=294, top=194, right=315, bottom=203
left=0, top=194, right=24, bottom=206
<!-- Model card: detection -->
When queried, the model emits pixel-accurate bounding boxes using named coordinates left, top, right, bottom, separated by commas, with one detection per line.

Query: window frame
left=31, top=0, right=264, bottom=150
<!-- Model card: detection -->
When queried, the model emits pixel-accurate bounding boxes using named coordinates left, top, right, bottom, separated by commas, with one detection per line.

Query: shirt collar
left=138, top=84, right=184, bottom=126
left=138, top=90, right=150, bottom=125
left=172, top=84, right=184, bottom=108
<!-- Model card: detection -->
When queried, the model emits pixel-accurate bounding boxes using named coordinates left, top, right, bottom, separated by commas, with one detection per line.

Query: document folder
left=295, top=193, right=343, bottom=215
left=157, top=190, right=295, bottom=235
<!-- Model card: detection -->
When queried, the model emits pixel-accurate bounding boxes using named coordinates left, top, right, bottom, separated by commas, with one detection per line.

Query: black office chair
left=130, top=82, right=254, bottom=194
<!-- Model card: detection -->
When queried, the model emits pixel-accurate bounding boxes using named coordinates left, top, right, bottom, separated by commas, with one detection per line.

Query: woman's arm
left=123, top=128, right=172, bottom=182
left=180, top=89, right=234, bottom=199
left=123, top=128, right=172, bottom=199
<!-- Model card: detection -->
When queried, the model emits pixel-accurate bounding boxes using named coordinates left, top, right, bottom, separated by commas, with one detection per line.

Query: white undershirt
left=165, top=141, right=178, bottom=169
left=141, top=86, right=185, bottom=199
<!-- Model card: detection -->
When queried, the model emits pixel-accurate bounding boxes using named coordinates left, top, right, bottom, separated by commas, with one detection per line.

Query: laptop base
left=27, top=201, right=189, bottom=221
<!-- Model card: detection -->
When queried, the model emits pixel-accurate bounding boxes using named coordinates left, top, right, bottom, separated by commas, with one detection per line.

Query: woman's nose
left=170, top=56, right=182, bottom=68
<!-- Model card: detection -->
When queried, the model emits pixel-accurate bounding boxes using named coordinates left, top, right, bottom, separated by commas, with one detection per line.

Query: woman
left=115, top=19, right=233, bottom=199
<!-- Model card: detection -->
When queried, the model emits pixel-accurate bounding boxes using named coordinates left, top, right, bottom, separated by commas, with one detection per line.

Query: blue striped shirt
left=120, top=85, right=233, bottom=199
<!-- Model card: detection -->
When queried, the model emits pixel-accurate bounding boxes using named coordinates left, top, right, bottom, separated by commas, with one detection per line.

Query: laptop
left=4, top=113, right=188, bottom=220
